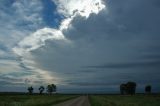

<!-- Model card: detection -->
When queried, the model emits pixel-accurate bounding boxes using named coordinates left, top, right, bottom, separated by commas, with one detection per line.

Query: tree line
left=120, top=81, right=152, bottom=95
left=27, top=82, right=152, bottom=95
left=27, top=84, right=56, bottom=94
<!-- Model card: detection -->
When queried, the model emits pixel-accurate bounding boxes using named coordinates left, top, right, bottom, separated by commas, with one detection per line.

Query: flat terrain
left=1, top=94, right=160, bottom=106
left=0, top=94, right=77, bottom=106
left=89, top=94, right=160, bottom=106
left=54, top=96, right=90, bottom=106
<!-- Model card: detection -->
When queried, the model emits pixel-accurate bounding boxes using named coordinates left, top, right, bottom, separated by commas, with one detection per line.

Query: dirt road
left=53, top=96, right=91, bottom=106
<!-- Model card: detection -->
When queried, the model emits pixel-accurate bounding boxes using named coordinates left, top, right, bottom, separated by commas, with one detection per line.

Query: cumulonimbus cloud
left=54, top=0, right=106, bottom=18
left=11, top=0, right=106, bottom=85
left=13, top=0, right=106, bottom=56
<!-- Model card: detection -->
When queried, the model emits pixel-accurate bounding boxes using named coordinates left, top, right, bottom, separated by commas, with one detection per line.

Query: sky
left=0, top=0, right=160, bottom=93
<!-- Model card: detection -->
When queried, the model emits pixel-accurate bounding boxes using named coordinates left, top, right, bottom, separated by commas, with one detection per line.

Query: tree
left=120, top=82, right=137, bottom=95
left=39, top=86, right=45, bottom=94
left=47, top=84, right=56, bottom=94
left=120, top=84, right=126, bottom=95
left=28, top=86, right=34, bottom=94
left=145, top=85, right=151, bottom=94
left=125, top=82, right=137, bottom=95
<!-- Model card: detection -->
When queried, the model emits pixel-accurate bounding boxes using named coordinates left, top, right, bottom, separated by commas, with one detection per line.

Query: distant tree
left=28, top=86, right=34, bottom=94
left=120, top=84, right=126, bottom=95
left=120, top=82, right=137, bottom=95
left=125, top=82, right=137, bottom=95
left=47, top=84, right=56, bottom=94
left=145, top=85, right=151, bottom=94
left=39, top=86, right=45, bottom=94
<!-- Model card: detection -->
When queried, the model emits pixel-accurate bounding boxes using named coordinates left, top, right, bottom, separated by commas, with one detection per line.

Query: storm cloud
left=0, top=0, right=160, bottom=93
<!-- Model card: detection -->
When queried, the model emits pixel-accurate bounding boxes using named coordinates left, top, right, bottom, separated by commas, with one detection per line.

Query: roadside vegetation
left=89, top=81, right=158, bottom=106
left=89, top=94, right=160, bottom=106
left=0, top=82, right=159, bottom=106
left=0, top=94, right=77, bottom=106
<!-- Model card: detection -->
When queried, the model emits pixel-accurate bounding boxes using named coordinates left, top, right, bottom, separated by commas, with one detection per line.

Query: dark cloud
left=1, top=0, right=160, bottom=92
left=64, top=0, right=160, bottom=41
left=0, top=81, right=13, bottom=85
left=0, top=75, right=25, bottom=86
left=29, top=0, right=160, bottom=93
left=85, top=60, right=160, bottom=69
left=67, top=82, right=117, bottom=87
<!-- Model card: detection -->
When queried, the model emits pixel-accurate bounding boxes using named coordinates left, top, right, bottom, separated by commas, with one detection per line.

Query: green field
left=1, top=94, right=160, bottom=106
left=0, top=94, right=77, bottom=106
left=89, top=94, right=160, bottom=106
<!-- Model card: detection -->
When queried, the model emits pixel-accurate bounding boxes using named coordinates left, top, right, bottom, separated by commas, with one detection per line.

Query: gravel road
left=53, top=96, right=90, bottom=106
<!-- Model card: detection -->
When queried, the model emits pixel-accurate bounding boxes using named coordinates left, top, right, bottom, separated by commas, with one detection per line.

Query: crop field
left=0, top=94, right=77, bottom=106
left=89, top=94, right=160, bottom=106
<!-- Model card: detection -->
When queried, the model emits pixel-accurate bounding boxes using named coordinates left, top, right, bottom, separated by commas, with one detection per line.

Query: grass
left=0, top=94, right=78, bottom=106
left=89, top=94, right=160, bottom=106
left=1, top=93, right=160, bottom=106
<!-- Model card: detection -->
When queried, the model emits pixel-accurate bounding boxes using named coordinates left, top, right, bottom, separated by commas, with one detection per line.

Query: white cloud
left=10, top=0, right=106, bottom=87
left=1, top=0, right=160, bottom=92
left=11, top=27, right=70, bottom=87
left=0, top=0, right=44, bottom=48
left=0, top=0, right=53, bottom=87
left=54, top=0, right=106, bottom=18
left=24, top=0, right=160, bottom=90
left=13, top=28, right=68, bottom=56
left=11, top=0, right=106, bottom=59
left=0, top=60, right=21, bottom=74
left=12, top=0, right=44, bottom=29
left=13, top=0, right=106, bottom=56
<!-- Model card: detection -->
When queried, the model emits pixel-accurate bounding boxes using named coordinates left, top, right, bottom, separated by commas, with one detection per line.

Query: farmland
left=89, top=94, right=160, bottom=106
left=0, top=94, right=77, bottom=106
left=1, top=94, right=160, bottom=106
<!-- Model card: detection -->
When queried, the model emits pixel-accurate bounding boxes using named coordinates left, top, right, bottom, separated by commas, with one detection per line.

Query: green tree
left=47, top=84, right=56, bottom=94
left=125, top=82, right=137, bottom=95
left=39, top=86, right=45, bottom=94
left=120, top=84, right=126, bottom=95
left=27, top=86, right=34, bottom=94
left=145, top=85, right=151, bottom=94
